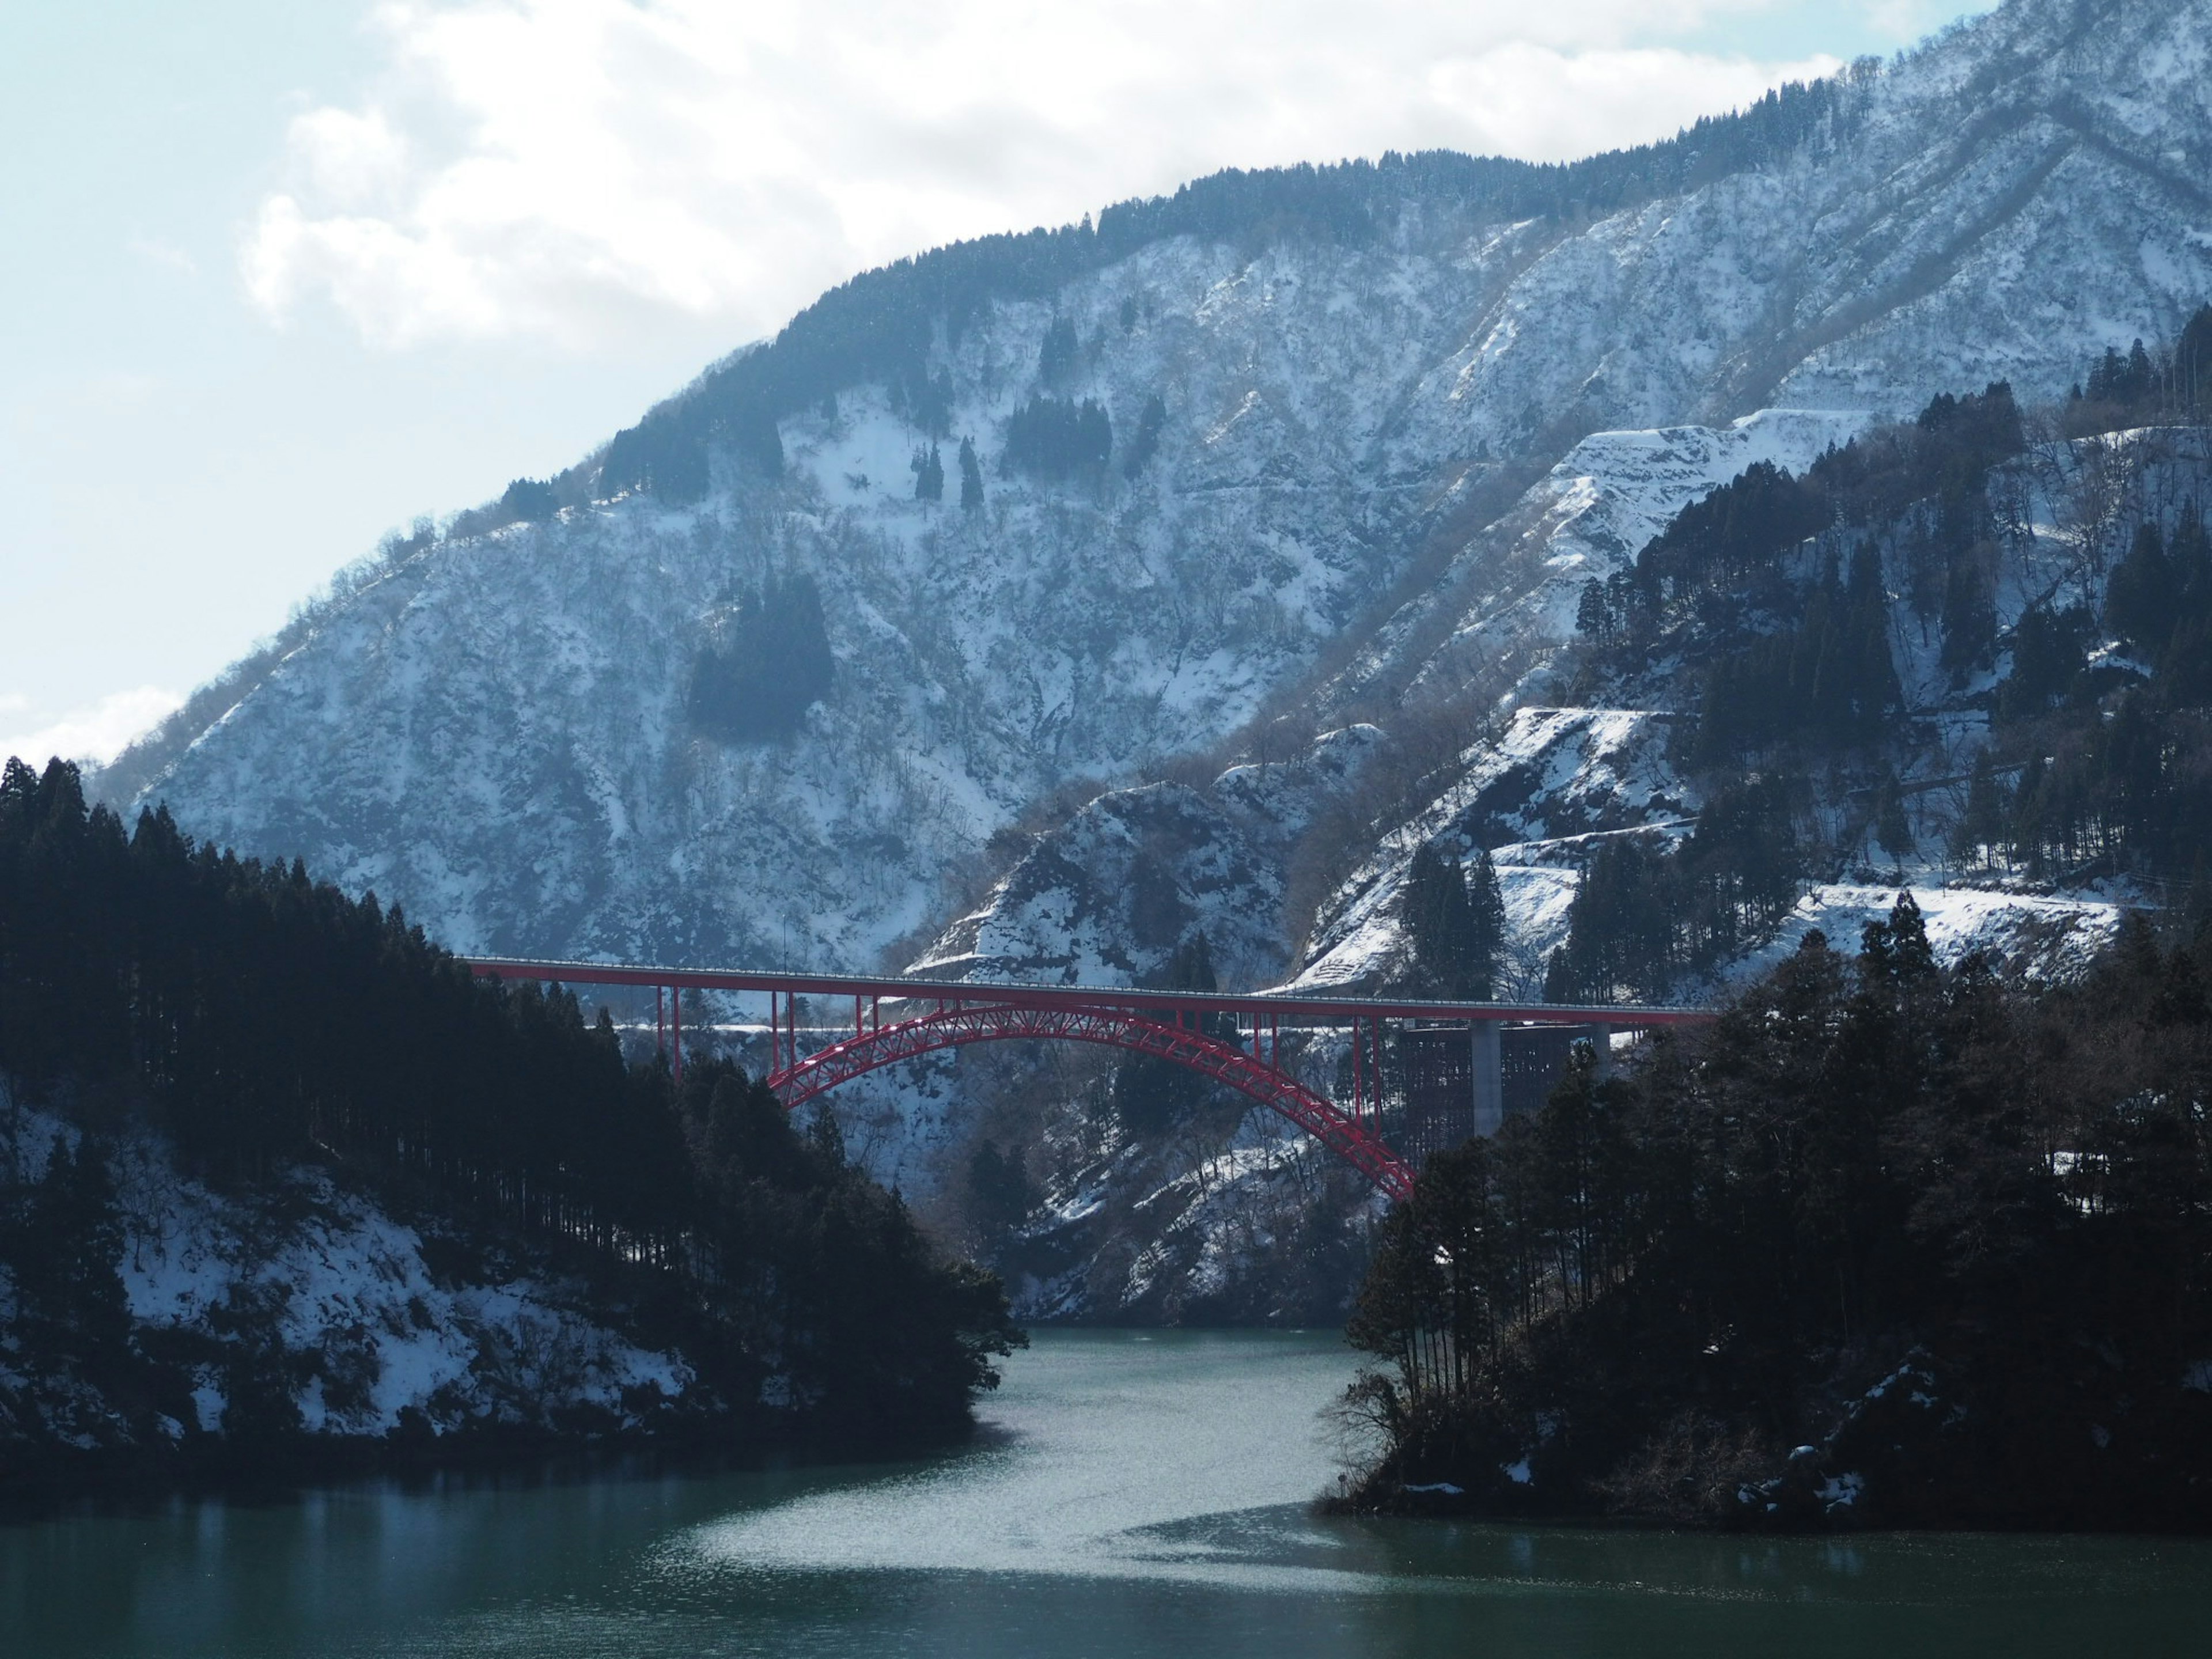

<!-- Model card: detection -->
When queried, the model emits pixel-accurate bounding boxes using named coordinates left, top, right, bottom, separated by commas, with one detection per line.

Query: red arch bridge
left=463, top=959, right=1712, bottom=1202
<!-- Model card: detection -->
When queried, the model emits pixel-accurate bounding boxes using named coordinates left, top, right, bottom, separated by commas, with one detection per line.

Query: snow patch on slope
left=1, top=1100, right=696, bottom=1448
left=1296, top=707, right=1694, bottom=993
left=1724, top=885, right=2129, bottom=988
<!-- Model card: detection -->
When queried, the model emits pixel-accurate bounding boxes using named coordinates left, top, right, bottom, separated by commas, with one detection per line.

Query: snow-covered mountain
left=108, top=0, right=2212, bottom=972
left=72, top=0, right=2212, bottom=1315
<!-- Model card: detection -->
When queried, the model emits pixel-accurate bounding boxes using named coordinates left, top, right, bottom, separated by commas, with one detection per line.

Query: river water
left=6, top=1329, right=2212, bottom=1657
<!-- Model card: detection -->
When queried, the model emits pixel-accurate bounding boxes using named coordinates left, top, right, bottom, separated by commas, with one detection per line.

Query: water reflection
left=5, top=1330, right=2211, bottom=1658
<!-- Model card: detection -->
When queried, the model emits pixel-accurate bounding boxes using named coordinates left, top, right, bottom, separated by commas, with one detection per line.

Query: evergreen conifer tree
left=911, top=442, right=945, bottom=502
left=959, top=437, right=984, bottom=511
left=1121, top=394, right=1166, bottom=479
left=1467, top=849, right=1505, bottom=999
left=1039, top=316, right=1080, bottom=384
left=1402, top=844, right=1483, bottom=997
left=687, top=575, right=835, bottom=744
left=1575, top=578, right=1615, bottom=640
left=2107, top=522, right=2175, bottom=654
left=1951, top=751, right=2008, bottom=868
left=1875, top=769, right=1914, bottom=859
left=2178, top=305, right=2212, bottom=412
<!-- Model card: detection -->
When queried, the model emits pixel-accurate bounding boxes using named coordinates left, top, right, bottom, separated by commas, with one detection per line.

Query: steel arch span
left=765, top=1002, right=1415, bottom=1201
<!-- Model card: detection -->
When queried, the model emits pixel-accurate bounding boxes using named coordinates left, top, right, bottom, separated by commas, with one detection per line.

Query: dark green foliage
left=498, top=477, right=558, bottom=522
left=1603, top=388, right=2022, bottom=755
left=1002, top=396, right=1112, bottom=480
left=1038, top=316, right=1080, bottom=384
left=965, top=1138, right=1036, bottom=1247
left=687, top=575, right=834, bottom=744
left=601, top=406, right=771, bottom=503
left=1674, top=777, right=1802, bottom=965
left=1692, top=546, right=1898, bottom=760
left=2065, top=309, right=2212, bottom=433
left=1468, top=851, right=1506, bottom=993
left=2106, top=517, right=2212, bottom=671
left=1546, top=783, right=1802, bottom=1003
left=1817, top=383, right=2024, bottom=526
left=1994, top=601, right=2094, bottom=725
left=1545, top=836, right=1677, bottom=1003
left=1400, top=843, right=1471, bottom=994
left=1158, top=932, right=1218, bottom=998
left=1121, top=393, right=1166, bottom=479
left=958, top=435, right=985, bottom=511
left=2107, top=521, right=2176, bottom=652
left=911, top=442, right=944, bottom=502
left=1949, top=751, right=2010, bottom=868
left=1400, top=844, right=1501, bottom=999
left=894, top=368, right=955, bottom=438
left=677, top=1062, right=1026, bottom=1438
left=1912, top=381, right=2027, bottom=476
left=1347, top=907, right=2212, bottom=1531
left=1938, top=532, right=1998, bottom=680
left=1979, top=512, right=2212, bottom=882
left=2180, top=305, right=2212, bottom=411
left=1118, top=296, right=1138, bottom=333
left=1, top=1134, right=134, bottom=1388
left=2089, top=339, right=2160, bottom=407
left=0, top=759, right=1023, bottom=1444
left=1575, top=578, right=1617, bottom=642
left=1874, top=768, right=1913, bottom=859
left=1634, top=460, right=1832, bottom=600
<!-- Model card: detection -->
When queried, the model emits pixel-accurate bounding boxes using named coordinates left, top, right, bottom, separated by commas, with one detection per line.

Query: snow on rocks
left=1, top=1097, right=696, bottom=1454
left=1362, top=409, right=1876, bottom=714
left=912, top=783, right=1282, bottom=990
left=915, top=725, right=1385, bottom=995
left=118, top=0, right=2212, bottom=986
left=1722, top=884, right=2129, bottom=987
left=1296, top=708, right=1694, bottom=993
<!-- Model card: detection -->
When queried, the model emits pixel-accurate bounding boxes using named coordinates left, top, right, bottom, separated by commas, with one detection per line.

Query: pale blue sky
left=0, top=1, right=1991, bottom=765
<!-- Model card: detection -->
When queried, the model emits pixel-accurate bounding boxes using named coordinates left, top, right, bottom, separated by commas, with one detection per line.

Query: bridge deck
left=462, top=956, right=1712, bottom=1027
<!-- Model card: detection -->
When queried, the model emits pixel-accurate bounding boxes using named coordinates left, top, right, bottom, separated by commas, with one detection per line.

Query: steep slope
left=110, top=0, right=2212, bottom=979
left=1, top=1092, right=699, bottom=1471
left=66, top=0, right=2212, bottom=1321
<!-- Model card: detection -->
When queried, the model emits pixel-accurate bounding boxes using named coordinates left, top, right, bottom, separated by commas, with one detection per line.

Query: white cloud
left=1862, top=0, right=1976, bottom=41
left=244, top=0, right=1845, bottom=351
left=1, top=687, right=183, bottom=769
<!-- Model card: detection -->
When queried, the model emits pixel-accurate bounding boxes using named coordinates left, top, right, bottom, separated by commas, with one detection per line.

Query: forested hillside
left=65, top=0, right=2212, bottom=1323
left=0, top=757, right=1020, bottom=1479
left=1341, top=897, right=2212, bottom=1531
left=1540, top=322, right=2212, bottom=1005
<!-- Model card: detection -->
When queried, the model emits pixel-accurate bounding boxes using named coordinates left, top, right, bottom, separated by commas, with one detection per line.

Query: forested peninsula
left=1340, top=895, right=2212, bottom=1532
left=0, top=757, right=1022, bottom=1488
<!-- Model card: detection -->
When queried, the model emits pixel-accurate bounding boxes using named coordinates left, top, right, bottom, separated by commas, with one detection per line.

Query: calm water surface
left=6, top=1329, right=2212, bottom=1657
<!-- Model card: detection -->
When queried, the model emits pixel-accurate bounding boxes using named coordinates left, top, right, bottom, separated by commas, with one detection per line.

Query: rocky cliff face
left=86, top=0, right=2212, bottom=1319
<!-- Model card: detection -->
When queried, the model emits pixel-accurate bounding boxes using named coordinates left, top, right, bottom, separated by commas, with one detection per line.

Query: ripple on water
left=10, top=1330, right=2212, bottom=1659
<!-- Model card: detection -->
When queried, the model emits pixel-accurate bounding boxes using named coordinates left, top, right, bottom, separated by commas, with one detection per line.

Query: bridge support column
left=1593, top=1024, right=1615, bottom=1082
left=1468, top=1026, right=1504, bottom=1141
left=1471, top=1019, right=1503, bottom=1139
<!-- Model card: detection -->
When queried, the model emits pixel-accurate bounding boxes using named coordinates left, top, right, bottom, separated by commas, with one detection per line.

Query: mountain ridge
left=52, top=0, right=2212, bottom=1318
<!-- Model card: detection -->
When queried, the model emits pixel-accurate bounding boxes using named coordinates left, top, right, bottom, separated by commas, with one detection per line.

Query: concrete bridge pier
left=1471, top=1019, right=1503, bottom=1138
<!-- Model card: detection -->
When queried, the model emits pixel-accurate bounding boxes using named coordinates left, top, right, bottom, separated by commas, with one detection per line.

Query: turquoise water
left=6, top=1329, right=2212, bottom=1656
